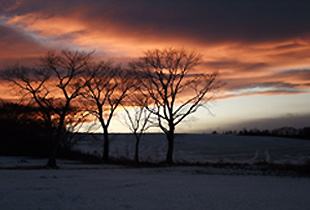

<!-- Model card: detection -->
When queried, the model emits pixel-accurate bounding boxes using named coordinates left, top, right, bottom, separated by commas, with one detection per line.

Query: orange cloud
left=1, top=1, right=310, bottom=100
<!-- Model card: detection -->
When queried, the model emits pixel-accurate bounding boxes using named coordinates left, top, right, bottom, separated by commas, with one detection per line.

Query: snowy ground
left=1, top=134, right=310, bottom=210
left=1, top=167, right=310, bottom=210
left=76, top=134, right=310, bottom=165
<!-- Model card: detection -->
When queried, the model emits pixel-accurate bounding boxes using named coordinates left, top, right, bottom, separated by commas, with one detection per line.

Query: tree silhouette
left=40, top=50, right=92, bottom=167
left=84, top=61, right=134, bottom=163
left=122, top=97, right=152, bottom=163
left=1, top=49, right=92, bottom=168
left=130, top=48, right=218, bottom=164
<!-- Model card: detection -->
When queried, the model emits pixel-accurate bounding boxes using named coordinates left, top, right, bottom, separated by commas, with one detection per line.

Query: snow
left=0, top=156, right=80, bottom=168
left=76, top=134, right=310, bottom=165
left=1, top=134, right=310, bottom=210
left=1, top=168, right=310, bottom=210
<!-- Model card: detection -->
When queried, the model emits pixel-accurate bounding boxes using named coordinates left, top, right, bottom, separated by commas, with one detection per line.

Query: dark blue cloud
left=231, top=113, right=310, bottom=130
left=2, top=0, right=310, bottom=44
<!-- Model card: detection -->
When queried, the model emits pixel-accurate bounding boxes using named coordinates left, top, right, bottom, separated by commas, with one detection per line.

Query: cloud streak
left=0, top=0, right=310, bottom=97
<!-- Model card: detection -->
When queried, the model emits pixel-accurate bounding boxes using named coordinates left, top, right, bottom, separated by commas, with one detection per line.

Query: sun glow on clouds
left=1, top=0, right=310, bottom=131
left=4, top=12, right=173, bottom=57
left=7, top=14, right=86, bottom=37
left=2, top=12, right=310, bottom=91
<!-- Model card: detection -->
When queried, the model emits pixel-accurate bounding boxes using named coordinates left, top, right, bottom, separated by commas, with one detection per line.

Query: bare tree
left=1, top=49, right=92, bottom=168
left=122, top=97, right=152, bottom=163
left=40, top=49, right=92, bottom=167
left=130, top=48, right=218, bottom=164
left=84, top=61, right=133, bottom=163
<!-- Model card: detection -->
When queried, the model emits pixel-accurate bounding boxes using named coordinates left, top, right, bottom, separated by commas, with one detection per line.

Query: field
left=1, top=134, right=310, bottom=210
left=76, top=133, right=310, bottom=165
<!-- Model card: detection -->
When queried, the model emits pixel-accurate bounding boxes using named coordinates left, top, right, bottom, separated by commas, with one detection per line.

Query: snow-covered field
left=1, top=167, right=310, bottom=210
left=1, top=134, right=310, bottom=210
left=76, top=133, right=310, bottom=165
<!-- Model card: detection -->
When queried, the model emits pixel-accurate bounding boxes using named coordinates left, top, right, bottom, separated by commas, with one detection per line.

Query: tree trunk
left=46, top=133, right=59, bottom=169
left=46, top=156, right=57, bottom=168
left=46, top=114, right=65, bottom=169
left=45, top=119, right=58, bottom=168
left=165, top=124, right=175, bottom=164
left=102, top=125, right=110, bottom=163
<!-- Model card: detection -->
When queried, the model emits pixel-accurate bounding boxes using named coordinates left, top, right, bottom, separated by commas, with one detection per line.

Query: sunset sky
left=0, top=0, right=309, bottom=133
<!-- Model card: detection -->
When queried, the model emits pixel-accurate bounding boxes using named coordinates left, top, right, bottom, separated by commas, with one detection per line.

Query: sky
left=0, top=0, right=309, bottom=133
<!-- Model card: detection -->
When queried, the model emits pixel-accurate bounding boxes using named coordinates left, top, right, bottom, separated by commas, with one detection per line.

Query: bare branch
left=129, top=47, right=219, bottom=164
left=83, top=60, right=134, bottom=162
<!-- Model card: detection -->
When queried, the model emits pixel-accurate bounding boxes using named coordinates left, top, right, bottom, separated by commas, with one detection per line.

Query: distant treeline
left=0, top=101, right=50, bottom=156
left=221, top=127, right=310, bottom=140
left=0, top=101, right=83, bottom=159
